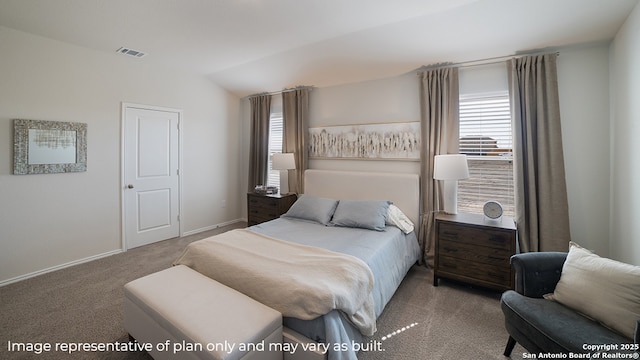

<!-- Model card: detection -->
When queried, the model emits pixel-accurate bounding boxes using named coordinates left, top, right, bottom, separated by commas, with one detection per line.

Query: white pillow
left=386, top=204, right=414, bottom=234
left=543, top=242, right=640, bottom=339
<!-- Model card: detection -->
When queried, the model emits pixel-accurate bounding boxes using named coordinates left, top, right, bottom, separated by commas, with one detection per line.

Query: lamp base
left=442, top=180, right=458, bottom=214
left=279, top=170, right=290, bottom=195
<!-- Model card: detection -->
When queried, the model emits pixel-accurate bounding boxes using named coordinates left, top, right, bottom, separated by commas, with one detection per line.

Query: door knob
left=127, top=184, right=134, bottom=189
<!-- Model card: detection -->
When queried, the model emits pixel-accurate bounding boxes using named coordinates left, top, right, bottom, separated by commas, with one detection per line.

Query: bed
left=174, top=170, right=421, bottom=360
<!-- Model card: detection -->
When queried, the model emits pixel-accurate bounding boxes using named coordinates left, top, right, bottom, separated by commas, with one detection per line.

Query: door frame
left=120, top=102, right=184, bottom=251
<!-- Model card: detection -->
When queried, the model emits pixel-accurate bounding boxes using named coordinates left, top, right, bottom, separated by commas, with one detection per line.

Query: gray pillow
left=331, top=200, right=391, bottom=231
left=282, top=195, right=338, bottom=225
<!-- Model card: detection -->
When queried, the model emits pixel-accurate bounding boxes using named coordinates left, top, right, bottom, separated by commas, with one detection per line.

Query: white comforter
left=173, top=229, right=376, bottom=336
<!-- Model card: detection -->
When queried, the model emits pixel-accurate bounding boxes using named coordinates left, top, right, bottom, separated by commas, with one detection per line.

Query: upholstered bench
left=124, top=265, right=283, bottom=360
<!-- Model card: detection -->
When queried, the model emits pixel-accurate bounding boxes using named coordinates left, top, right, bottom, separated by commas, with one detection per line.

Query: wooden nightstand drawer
left=439, top=239, right=511, bottom=267
left=248, top=207, right=280, bottom=219
left=438, top=256, right=512, bottom=288
left=439, top=222, right=512, bottom=250
left=248, top=196, right=279, bottom=208
left=248, top=212, right=276, bottom=224
left=434, top=212, right=517, bottom=291
left=249, top=201, right=279, bottom=214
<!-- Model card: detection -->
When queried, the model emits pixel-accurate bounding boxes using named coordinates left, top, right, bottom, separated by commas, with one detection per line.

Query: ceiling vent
left=116, top=47, right=147, bottom=58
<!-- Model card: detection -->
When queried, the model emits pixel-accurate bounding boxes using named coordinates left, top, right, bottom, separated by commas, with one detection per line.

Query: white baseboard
left=2, top=219, right=246, bottom=287
left=181, top=218, right=245, bottom=237
left=0, top=249, right=123, bottom=287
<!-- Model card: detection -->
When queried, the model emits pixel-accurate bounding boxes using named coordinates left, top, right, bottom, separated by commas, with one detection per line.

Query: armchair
left=501, top=252, right=638, bottom=356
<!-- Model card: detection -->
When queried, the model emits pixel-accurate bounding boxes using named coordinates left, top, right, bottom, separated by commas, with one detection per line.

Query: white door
left=123, top=104, right=181, bottom=249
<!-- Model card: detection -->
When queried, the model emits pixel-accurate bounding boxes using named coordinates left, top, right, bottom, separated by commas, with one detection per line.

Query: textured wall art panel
left=309, top=122, right=420, bottom=160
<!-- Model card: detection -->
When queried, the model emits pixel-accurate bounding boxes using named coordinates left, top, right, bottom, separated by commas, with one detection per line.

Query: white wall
left=609, top=2, right=640, bottom=265
left=557, top=44, right=611, bottom=256
left=0, top=26, right=242, bottom=284
left=308, top=72, right=421, bottom=174
left=459, top=63, right=508, bottom=95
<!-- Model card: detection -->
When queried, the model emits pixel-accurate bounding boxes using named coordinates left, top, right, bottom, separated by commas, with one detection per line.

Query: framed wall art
left=309, top=122, right=420, bottom=160
left=13, top=119, right=87, bottom=175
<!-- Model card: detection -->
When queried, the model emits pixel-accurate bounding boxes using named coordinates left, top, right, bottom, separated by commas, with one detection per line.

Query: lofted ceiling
left=0, top=0, right=637, bottom=97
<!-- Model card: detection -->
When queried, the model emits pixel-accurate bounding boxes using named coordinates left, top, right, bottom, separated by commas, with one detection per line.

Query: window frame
left=457, top=92, right=515, bottom=217
left=266, top=110, right=283, bottom=189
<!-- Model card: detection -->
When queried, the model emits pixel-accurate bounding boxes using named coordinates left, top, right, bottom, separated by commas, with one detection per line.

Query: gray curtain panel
left=248, top=94, right=272, bottom=192
left=418, top=67, right=460, bottom=265
left=508, top=54, right=572, bottom=253
left=283, top=88, right=310, bottom=194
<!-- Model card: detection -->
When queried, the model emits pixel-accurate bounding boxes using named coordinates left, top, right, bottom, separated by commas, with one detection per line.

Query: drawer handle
left=489, top=236, right=505, bottom=243
left=488, top=272, right=505, bottom=279
left=488, top=255, right=505, bottom=261
left=443, top=247, right=458, bottom=253
left=443, top=263, right=457, bottom=269
left=443, top=231, right=459, bottom=238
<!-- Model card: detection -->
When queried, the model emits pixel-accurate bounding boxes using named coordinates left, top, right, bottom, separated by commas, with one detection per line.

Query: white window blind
left=458, top=93, right=515, bottom=217
left=267, top=112, right=283, bottom=188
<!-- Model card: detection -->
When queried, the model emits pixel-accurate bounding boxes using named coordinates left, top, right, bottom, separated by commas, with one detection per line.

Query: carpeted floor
left=0, top=222, right=525, bottom=359
left=358, top=265, right=525, bottom=360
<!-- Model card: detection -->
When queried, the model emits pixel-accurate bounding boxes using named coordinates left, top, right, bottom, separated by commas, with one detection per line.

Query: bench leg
left=504, top=336, right=517, bottom=356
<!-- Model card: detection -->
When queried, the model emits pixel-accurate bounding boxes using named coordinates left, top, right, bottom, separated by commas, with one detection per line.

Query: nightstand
left=247, top=192, right=297, bottom=226
left=434, top=212, right=517, bottom=291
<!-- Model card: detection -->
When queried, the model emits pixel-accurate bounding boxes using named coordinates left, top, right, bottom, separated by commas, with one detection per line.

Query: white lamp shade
left=272, top=153, right=296, bottom=170
left=433, top=154, right=469, bottom=180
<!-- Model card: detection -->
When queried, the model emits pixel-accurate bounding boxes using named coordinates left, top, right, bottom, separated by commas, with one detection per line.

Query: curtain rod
left=417, top=50, right=560, bottom=72
left=246, top=85, right=314, bottom=100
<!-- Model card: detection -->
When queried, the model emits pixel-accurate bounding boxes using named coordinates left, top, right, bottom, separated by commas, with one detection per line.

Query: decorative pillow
left=543, top=242, right=640, bottom=339
left=386, top=204, right=414, bottom=234
left=282, top=195, right=338, bottom=225
left=331, top=200, right=391, bottom=231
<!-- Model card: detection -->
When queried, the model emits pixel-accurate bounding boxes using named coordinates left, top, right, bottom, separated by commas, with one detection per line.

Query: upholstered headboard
left=304, top=169, right=420, bottom=226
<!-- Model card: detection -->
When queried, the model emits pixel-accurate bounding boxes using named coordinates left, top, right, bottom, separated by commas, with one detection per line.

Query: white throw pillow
left=543, top=242, right=640, bottom=339
left=386, top=204, right=414, bottom=234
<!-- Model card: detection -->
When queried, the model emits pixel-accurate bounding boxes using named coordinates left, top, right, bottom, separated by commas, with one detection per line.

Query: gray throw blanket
left=173, top=229, right=376, bottom=336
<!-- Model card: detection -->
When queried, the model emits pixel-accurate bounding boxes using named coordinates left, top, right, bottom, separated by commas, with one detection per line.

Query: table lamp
left=272, top=153, right=296, bottom=194
left=433, top=154, right=469, bottom=214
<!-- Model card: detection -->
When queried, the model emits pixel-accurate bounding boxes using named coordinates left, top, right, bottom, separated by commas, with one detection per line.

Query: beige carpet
left=358, top=265, right=525, bottom=360
left=0, top=223, right=525, bottom=359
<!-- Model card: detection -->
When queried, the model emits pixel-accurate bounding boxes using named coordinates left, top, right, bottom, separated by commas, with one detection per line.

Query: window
left=457, top=93, right=515, bottom=217
left=266, top=111, right=283, bottom=188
